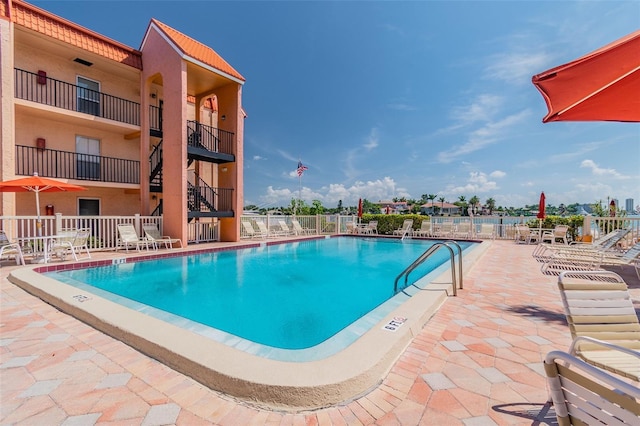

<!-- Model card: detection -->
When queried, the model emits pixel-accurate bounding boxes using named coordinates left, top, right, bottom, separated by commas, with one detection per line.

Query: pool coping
left=8, top=237, right=491, bottom=410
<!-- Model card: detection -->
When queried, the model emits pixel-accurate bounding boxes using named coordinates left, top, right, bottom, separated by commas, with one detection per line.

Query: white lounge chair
left=143, top=224, right=183, bottom=249
left=291, top=219, right=315, bottom=235
left=277, top=220, right=295, bottom=236
left=242, top=221, right=263, bottom=239
left=453, top=222, right=471, bottom=239
left=117, top=224, right=150, bottom=251
left=533, top=228, right=631, bottom=262
left=393, top=219, right=413, bottom=238
left=433, top=221, right=453, bottom=238
left=557, top=270, right=640, bottom=381
left=255, top=221, right=280, bottom=238
left=541, top=241, right=640, bottom=276
left=0, top=230, right=25, bottom=266
left=544, top=350, right=640, bottom=425
left=414, top=221, right=432, bottom=237
left=475, top=224, right=495, bottom=240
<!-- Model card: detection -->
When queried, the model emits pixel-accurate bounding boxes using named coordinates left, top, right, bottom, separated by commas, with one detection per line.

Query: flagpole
left=296, top=159, right=307, bottom=216
left=297, top=173, right=302, bottom=216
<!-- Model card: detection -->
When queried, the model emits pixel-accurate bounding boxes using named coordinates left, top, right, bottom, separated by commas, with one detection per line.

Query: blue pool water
left=46, top=237, right=473, bottom=350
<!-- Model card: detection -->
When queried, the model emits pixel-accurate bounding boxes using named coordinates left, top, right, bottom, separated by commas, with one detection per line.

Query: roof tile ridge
left=13, top=0, right=142, bottom=55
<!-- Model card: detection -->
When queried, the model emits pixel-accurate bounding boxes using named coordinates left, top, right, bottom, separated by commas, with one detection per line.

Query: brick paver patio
left=1, top=240, right=638, bottom=425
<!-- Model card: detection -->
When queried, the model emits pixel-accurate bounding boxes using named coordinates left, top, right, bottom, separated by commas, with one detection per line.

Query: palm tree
left=485, top=197, right=496, bottom=215
left=456, top=195, right=467, bottom=216
left=469, top=195, right=480, bottom=215
left=438, top=196, right=446, bottom=216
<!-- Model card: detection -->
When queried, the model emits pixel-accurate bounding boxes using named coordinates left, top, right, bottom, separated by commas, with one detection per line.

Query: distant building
left=578, top=204, right=593, bottom=215
left=625, top=198, right=634, bottom=213
left=420, top=202, right=461, bottom=216
left=377, top=201, right=410, bottom=214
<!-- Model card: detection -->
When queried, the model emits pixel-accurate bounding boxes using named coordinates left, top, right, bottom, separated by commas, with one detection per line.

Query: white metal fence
left=241, top=214, right=640, bottom=243
left=3, top=213, right=638, bottom=252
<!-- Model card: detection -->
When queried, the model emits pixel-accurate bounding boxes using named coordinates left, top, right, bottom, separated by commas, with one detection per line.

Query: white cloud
left=450, top=94, right=504, bottom=124
left=484, top=51, right=551, bottom=85
left=437, top=110, right=531, bottom=163
left=387, top=103, right=417, bottom=111
left=445, top=171, right=500, bottom=196
left=363, top=127, right=379, bottom=150
left=253, top=155, right=266, bottom=161
left=580, top=159, right=629, bottom=179
left=259, top=177, right=409, bottom=206
left=490, top=170, right=506, bottom=178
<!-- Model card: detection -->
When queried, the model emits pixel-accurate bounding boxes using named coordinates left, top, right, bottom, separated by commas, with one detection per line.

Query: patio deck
left=1, top=240, right=638, bottom=425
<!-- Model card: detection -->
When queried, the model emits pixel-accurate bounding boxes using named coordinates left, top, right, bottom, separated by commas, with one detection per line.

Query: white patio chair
left=50, top=228, right=92, bottom=261
left=0, top=230, right=25, bottom=266
left=541, top=224, right=569, bottom=245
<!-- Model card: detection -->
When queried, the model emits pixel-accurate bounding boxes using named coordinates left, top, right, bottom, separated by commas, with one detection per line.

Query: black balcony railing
left=187, top=180, right=233, bottom=213
left=150, top=105, right=162, bottom=133
left=187, top=120, right=234, bottom=156
left=16, top=145, right=140, bottom=184
left=14, top=68, right=140, bottom=126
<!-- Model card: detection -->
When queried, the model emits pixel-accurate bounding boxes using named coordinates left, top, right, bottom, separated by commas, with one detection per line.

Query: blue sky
left=32, top=1, right=640, bottom=210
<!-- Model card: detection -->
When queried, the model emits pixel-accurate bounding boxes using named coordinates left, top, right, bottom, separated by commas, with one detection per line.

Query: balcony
left=16, top=145, right=140, bottom=184
left=14, top=68, right=140, bottom=126
left=187, top=120, right=235, bottom=163
left=187, top=183, right=234, bottom=218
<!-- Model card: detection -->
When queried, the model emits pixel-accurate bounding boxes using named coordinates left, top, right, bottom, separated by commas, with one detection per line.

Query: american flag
left=296, top=161, right=308, bottom=177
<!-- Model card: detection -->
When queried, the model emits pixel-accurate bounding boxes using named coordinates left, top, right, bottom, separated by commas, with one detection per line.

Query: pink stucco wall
left=141, top=26, right=188, bottom=244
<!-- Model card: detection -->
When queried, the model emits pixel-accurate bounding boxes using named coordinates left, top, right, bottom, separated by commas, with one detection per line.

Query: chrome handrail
left=393, top=241, right=463, bottom=296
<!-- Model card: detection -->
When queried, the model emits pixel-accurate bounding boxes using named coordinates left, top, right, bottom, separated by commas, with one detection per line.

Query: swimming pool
left=10, top=236, right=486, bottom=409
left=44, top=237, right=473, bottom=351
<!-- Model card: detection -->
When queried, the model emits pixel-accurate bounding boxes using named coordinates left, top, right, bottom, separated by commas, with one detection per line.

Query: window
left=78, top=198, right=100, bottom=215
left=77, top=76, right=100, bottom=116
left=76, top=136, right=100, bottom=180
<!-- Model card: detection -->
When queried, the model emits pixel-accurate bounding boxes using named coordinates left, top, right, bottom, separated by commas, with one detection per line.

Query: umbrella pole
left=35, top=191, right=42, bottom=236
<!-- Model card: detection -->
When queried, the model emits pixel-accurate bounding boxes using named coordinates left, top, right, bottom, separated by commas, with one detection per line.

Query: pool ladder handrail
left=393, top=240, right=463, bottom=296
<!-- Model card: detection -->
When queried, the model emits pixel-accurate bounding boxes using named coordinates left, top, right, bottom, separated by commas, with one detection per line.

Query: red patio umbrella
left=537, top=192, right=546, bottom=220
left=610, top=199, right=616, bottom=217
left=537, top=192, right=546, bottom=230
left=532, top=29, right=640, bottom=123
left=357, top=198, right=363, bottom=222
left=0, top=173, right=86, bottom=234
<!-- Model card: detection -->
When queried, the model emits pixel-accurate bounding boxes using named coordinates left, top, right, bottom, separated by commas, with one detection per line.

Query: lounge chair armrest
left=569, top=336, right=640, bottom=359
left=544, top=350, right=640, bottom=400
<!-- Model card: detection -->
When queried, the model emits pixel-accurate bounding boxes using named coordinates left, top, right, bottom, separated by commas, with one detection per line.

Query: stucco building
left=0, top=0, right=245, bottom=243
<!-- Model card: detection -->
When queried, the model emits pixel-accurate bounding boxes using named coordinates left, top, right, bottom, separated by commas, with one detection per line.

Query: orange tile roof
left=151, top=19, right=245, bottom=82
left=4, top=0, right=142, bottom=69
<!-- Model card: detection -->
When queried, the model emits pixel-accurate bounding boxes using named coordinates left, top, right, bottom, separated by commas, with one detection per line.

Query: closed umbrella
left=532, top=30, right=640, bottom=123
left=0, top=173, right=86, bottom=235
left=537, top=192, right=546, bottom=233
left=357, top=198, right=363, bottom=223
left=610, top=199, right=616, bottom=217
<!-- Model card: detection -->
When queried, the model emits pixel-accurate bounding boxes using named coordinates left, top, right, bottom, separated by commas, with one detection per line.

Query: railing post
left=54, top=213, right=62, bottom=233
left=583, top=214, right=592, bottom=237
left=134, top=214, right=141, bottom=236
